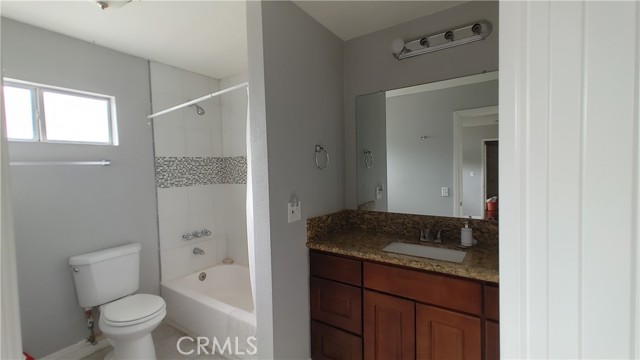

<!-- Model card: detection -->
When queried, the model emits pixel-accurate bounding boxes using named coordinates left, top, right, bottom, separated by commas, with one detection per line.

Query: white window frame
left=3, top=78, right=119, bottom=145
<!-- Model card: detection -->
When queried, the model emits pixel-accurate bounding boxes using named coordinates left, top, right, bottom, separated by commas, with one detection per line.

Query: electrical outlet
left=288, top=201, right=301, bottom=223
left=441, top=187, right=449, bottom=197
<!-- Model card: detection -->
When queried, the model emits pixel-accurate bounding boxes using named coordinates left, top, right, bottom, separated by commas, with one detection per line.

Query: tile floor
left=81, top=322, right=224, bottom=360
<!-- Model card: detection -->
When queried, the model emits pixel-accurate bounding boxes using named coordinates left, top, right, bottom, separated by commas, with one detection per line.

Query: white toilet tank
left=69, top=243, right=141, bottom=308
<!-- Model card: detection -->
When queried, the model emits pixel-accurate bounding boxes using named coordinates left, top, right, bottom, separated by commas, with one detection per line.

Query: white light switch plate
left=441, top=187, right=449, bottom=197
left=288, top=201, right=301, bottom=223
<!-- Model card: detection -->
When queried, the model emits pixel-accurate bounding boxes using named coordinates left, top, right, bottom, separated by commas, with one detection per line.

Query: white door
left=500, top=1, right=640, bottom=358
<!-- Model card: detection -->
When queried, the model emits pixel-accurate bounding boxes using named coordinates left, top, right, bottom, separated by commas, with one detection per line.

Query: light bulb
left=94, top=0, right=131, bottom=10
left=391, top=38, right=405, bottom=55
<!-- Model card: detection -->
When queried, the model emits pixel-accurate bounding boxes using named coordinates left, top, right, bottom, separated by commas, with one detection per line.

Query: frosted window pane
left=3, top=86, right=35, bottom=140
left=43, top=91, right=110, bottom=143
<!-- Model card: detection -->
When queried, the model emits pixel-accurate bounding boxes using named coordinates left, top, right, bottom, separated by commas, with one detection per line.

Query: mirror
left=356, top=72, right=498, bottom=220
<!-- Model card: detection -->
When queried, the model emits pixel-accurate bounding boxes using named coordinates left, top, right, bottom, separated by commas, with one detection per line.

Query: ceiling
left=0, top=0, right=248, bottom=79
left=293, top=1, right=465, bottom=41
left=1, top=0, right=465, bottom=80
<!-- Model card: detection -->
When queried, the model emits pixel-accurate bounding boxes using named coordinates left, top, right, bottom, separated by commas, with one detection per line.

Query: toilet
left=69, top=243, right=166, bottom=360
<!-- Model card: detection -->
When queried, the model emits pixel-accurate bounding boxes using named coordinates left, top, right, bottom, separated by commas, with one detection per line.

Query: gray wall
left=385, top=80, right=498, bottom=216
left=259, top=2, right=344, bottom=358
left=344, top=1, right=499, bottom=209
left=462, top=124, right=498, bottom=217
left=2, top=19, right=159, bottom=357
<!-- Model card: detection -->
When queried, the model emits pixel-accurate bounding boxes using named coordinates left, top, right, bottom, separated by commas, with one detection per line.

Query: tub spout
left=193, top=247, right=205, bottom=255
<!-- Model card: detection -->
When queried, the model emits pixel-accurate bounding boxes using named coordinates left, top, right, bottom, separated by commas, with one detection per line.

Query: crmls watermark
left=177, top=336, right=258, bottom=356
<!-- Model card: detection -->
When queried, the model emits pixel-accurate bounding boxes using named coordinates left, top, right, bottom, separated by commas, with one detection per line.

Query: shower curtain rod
left=147, top=82, right=248, bottom=119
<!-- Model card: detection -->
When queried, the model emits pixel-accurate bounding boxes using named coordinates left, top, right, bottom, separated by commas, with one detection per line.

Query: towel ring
left=364, top=149, right=374, bottom=168
left=315, top=145, right=329, bottom=170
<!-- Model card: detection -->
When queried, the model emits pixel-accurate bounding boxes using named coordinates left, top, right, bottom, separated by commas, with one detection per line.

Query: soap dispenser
left=461, top=221, right=473, bottom=247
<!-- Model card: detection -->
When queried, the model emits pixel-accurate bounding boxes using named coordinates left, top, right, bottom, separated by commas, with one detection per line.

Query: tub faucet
left=193, top=247, right=205, bottom=255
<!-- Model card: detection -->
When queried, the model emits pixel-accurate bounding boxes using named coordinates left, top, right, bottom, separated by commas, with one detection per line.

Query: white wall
left=385, top=81, right=497, bottom=216
left=500, top=1, right=639, bottom=358
left=344, top=1, right=499, bottom=209
left=256, top=1, right=344, bottom=358
left=462, top=125, right=498, bottom=217
left=2, top=19, right=159, bottom=357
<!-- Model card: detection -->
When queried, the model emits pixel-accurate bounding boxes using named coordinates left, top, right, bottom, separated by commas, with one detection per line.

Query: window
left=3, top=79, right=118, bottom=145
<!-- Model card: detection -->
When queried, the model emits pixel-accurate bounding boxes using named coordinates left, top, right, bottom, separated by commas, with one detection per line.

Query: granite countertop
left=307, top=230, right=499, bottom=283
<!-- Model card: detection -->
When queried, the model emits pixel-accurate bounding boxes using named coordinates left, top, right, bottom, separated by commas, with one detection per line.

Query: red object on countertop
left=23, top=352, right=35, bottom=360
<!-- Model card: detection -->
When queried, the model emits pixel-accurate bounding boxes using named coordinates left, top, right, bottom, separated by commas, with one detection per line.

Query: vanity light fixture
left=94, top=0, right=132, bottom=10
left=391, top=20, right=492, bottom=60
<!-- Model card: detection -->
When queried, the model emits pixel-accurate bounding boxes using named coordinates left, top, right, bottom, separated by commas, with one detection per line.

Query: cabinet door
left=416, top=304, right=481, bottom=360
left=364, top=290, right=415, bottom=360
left=311, top=321, right=363, bottom=360
left=485, top=320, right=499, bottom=360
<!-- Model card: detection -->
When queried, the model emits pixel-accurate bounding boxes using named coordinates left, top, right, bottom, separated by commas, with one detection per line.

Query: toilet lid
left=102, top=294, right=165, bottom=327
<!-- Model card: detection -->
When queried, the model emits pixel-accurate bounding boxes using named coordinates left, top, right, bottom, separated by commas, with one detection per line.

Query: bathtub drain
left=199, top=272, right=207, bottom=281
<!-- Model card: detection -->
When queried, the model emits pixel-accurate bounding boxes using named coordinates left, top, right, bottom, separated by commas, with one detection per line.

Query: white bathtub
left=161, top=264, right=256, bottom=359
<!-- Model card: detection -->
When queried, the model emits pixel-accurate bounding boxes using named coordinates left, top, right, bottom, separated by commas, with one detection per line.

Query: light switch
left=441, top=187, right=449, bottom=197
left=288, top=201, right=301, bottom=223
left=375, top=185, right=383, bottom=199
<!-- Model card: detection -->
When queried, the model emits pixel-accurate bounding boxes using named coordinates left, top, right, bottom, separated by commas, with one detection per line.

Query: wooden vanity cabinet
left=416, top=304, right=481, bottom=359
left=363, top=290, right=415, bottom=360
left=484, top=285, right=500, bottom=360
left=309, top=250, right=499, bottom=360
left=310, top=252, right=363, bottom=360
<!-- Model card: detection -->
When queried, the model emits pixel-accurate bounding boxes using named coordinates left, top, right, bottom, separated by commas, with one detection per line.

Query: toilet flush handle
left=72, top=267, right=80, bottom=272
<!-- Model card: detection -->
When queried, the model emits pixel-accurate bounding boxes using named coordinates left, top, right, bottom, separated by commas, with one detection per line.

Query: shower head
left=190, top=104, right=205, bottom=116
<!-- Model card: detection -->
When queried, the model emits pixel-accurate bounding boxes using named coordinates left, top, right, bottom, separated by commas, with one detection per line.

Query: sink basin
left=382, top=242, right=467, bottom=263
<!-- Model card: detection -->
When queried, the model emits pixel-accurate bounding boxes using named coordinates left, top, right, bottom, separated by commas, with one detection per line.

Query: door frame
left=453, top=105, right=499, bottom=217
left=481, top=138, right=498, bottom=219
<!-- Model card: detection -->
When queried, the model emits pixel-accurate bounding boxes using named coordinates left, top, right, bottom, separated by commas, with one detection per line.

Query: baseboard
left=41, top=335, right=109, bottom=360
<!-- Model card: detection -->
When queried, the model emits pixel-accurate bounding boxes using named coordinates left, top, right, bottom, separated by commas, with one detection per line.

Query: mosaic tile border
left=155, top=156, right=247, bottom=188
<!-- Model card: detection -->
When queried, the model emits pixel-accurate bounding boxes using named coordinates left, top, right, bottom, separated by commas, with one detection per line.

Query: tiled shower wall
left=151, top=62, right=248, bottom=281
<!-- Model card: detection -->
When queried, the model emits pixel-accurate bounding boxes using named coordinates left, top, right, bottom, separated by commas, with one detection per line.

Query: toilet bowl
left=69, top=243, right=166, bottom=360
left=99, top=294, right=167, bottom=360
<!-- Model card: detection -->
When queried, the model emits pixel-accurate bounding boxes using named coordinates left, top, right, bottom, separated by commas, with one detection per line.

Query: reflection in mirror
left=356, top=72, right=498, bottom=219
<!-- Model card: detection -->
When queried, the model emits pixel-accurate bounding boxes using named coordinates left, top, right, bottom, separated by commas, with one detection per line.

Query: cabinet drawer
left=363, top=262, right=482, bottom=315
left=484, top=285, right=499, bottom=321
left=311, top=251, right=362, bottom=286
left=311, top=277, right=362, bottom=335
left=311, top=321, right=362, bottom=360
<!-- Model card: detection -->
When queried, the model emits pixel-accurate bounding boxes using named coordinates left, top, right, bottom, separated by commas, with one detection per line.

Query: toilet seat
left=101, top=294, right=166, bottom=327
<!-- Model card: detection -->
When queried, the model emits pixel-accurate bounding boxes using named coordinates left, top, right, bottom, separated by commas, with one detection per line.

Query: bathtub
left=161, top=264, right=256, bottom=359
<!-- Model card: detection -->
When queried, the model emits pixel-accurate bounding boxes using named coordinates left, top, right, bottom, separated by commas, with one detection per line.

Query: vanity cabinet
left=309, top=250, right=499, bottom=360
left=484, top=285, right=500, bottom=360
left=363, top=290, right=415, bottom=359
left=310, top=252, right=363, bottom=360
left=415, top=304, right=481, bottom=359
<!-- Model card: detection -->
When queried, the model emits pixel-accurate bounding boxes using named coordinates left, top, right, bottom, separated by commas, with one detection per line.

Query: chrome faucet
left=193, top=247, right=205, bottom=255
left=434, top=230, right=444, bottom=244
left=414, top=227, right=433, bottom=242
